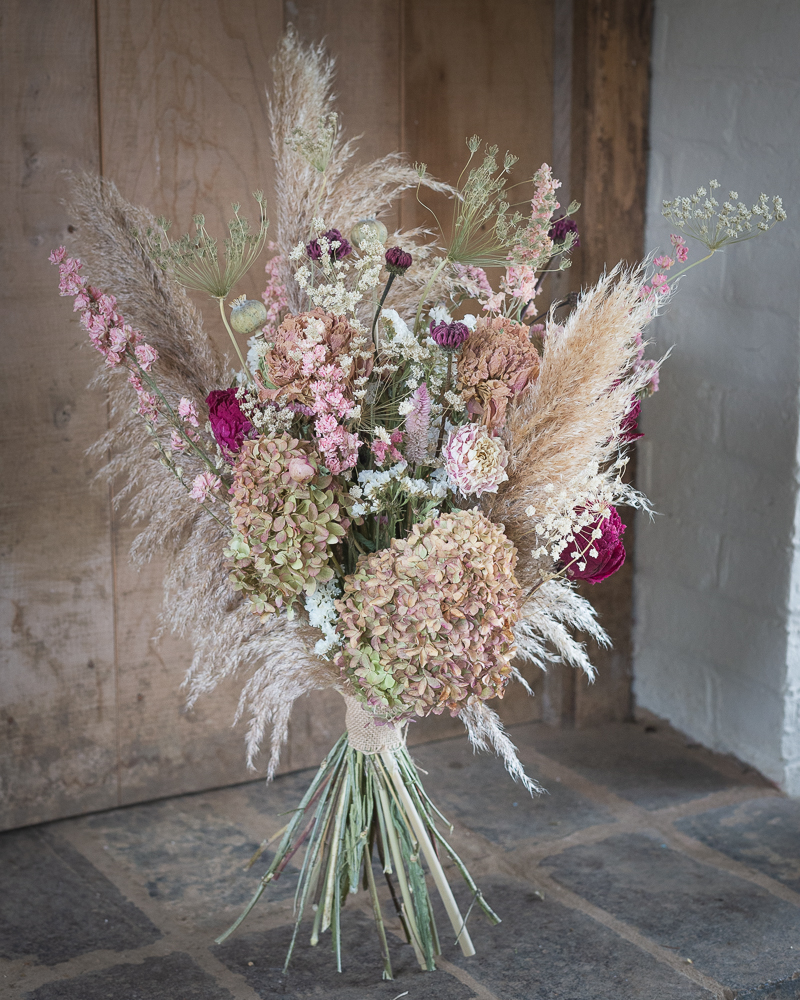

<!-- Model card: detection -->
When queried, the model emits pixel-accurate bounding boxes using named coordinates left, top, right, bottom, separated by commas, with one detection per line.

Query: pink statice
left=261, top=242, right=288, bottom=326
left=670, top=233, right=689, bottom=263
left=443, top=422, right=509, bottom=497
left=50, top=248, right=161, bottom=419
left=403, top=383, right=431, bottom=464
left=189, top=472, right=222, bottom=502
left=502, top=263, right=539, bottom=303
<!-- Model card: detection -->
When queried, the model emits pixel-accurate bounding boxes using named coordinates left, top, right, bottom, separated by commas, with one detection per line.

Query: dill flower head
left=456, top=316, right=540, bottom=431
left=256, top=309, right=374, bottom=408
left=226, top=434, right=349, bottom=619
left=335, top=508, right=521, bottom=720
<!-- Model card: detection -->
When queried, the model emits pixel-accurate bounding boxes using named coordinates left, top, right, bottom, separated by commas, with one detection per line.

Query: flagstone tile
left=214, top=909, right=477, bottom=999
left=0, top=828, right=160, bottom=966
left=23, top=952, right=233, bottom=1000
left=676, top=796, right=800, bottom=893
left=410, top=737, right=615, bottom=846
left=543, top=832, right=800, bottom=990
left=514, top=722, right=764, bottom=809
left=441, top=874, right=712, bottom=999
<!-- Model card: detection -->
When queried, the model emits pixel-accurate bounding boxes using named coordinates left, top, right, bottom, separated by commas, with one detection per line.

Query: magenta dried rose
left=206, top=388, right=253, bottom=454
left=559, top=507, right=626, bottom=584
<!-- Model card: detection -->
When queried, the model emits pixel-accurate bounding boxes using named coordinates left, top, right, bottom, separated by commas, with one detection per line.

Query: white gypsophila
left=292, top=223, right=385, bottom=319
left=379, top=308, right=447, bottom=398
left=235, top=384, right=293, bottom=437
left=350, top=460, right=447, bottom=515
left=461, top=313, right=478, bottom=330
left=524, top=458, right=638, bottom=569
left=304, top=578, right=342, bottom=659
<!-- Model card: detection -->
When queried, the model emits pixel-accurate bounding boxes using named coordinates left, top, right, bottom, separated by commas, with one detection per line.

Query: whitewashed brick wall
left=635, top=0, right=800, bottom=792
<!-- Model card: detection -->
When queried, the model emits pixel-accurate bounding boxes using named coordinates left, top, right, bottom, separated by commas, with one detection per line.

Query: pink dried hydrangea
left=456, top=316, right=540, bottom=432
left=226, top=434, right=350, bottom=619
left=443, top=422, right=509, bottom=497
left=335, top=508, right=521, bottom=720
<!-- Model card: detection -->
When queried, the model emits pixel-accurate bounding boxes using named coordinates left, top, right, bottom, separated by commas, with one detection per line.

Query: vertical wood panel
left=570, top=0, right=653, bottom=725
left=97, top=0, right=286, bottom=803
left=0, top=0, right=115, bottom=829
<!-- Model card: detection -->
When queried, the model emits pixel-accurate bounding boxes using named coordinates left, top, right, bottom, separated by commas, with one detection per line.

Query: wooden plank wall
left=1, top=0, right=651, bottom=830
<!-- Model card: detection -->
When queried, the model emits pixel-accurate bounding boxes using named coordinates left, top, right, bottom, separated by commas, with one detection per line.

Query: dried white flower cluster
left=525, top=459, right=631, bottom=568
left=290, top=222, right=385, bottom=320
left=378, top=309, right=447, bottom=404
left=349, top=461, right=448, bottom=517
left=304, top=578, right=342, bottom=659
left=235, top=384, right=294, bottom=437
left=662, top=180, right=786, bottom=250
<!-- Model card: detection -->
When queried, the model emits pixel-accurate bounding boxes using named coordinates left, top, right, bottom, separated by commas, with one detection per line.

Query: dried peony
left=335, top=508, right=521, bottom=720
left=456, top=316, right=540, bottom=431
left=559, top=506, right=626, bottom=584
left=256, top=309, right=373, bottom=409
left=226, top=434, right=350, bottom=619
left=207, top=388, right=253, bottom=455
left=443, top=422, right=509, bottom=497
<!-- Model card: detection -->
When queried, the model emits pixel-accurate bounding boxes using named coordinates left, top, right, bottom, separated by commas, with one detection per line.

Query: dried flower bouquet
left=50, top=29, right=785, bottom=980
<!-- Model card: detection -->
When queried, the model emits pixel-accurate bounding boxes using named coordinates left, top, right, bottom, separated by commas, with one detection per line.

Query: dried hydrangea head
left=335, top=508, right=521, bottom=720
left=226, top=434, right=349, bottom=619
left=443, top=422, right=509, bottom=497
left=255, top=308, right=373, bottom=408
left=456, top=316, right=540, bottom=431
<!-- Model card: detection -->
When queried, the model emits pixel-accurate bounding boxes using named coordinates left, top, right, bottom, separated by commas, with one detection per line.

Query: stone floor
left=2, top=719, right=799, bottom=1000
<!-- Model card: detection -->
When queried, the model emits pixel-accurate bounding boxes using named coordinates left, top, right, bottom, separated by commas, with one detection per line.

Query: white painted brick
left=636, top=0, right=800, bottom=793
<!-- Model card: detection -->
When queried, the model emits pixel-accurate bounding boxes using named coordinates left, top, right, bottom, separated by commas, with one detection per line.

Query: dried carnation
left=256, top=308, right=373, bottom=408
left=226, top=434, right=349, bottom=619
left=335, top=508, right=521, bottom=720
left=559, top=506, right=626, bottom=585
left=456, top=316, right=540, bottom=431
left=443, top=422, right=509, bottom=497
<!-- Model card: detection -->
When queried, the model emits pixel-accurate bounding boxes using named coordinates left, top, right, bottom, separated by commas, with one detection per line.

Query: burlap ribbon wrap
left=343, top=693, right=406, bottom=754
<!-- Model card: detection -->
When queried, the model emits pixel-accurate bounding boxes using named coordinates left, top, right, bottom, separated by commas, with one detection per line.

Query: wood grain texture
left=402, top=0, right=554, bottom=239
left=0, top=0, right=117, bottom=830
left=96, top=0, right=287, bottom=804
left=570, top=0, right=653, bottom=726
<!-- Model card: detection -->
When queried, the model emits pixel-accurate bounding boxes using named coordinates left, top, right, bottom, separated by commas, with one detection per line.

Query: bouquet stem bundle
left=217, top=699, right=499, bottom=979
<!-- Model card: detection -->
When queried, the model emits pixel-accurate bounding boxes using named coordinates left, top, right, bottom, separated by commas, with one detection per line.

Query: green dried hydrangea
left=226, top=434, right=349, bottom=619
left=335, top=508, right=521, bottom=719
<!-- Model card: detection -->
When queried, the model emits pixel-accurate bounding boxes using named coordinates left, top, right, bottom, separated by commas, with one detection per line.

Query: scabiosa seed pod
left=230, top=298, right=268, bottom=335
left=429, top=320, right=470, bottom=351
left=384, top=247, right=413, bottom=276
left=350, top=218, right=388, bottom=250
left=306, top=228, right=352, bottom=261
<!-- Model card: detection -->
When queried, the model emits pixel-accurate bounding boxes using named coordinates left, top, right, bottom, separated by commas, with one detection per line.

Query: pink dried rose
left=335, top=508, right=521, bottom=720
left=559, top=507, right=626, bottom=584
left=443, top=422, right=509, bottom=497
left=206, top=388, right=253, bottom=455
left=456, top=316, right=540, bottom=431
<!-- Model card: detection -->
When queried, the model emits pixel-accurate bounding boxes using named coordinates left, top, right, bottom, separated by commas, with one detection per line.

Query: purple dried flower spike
left=384, top=246, right=413, bottom=275
left=430, top=320, right=470, bottom=351
left=306, top=228, right=352, bottom=261
left=548, top=216, right=580, bottom=247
